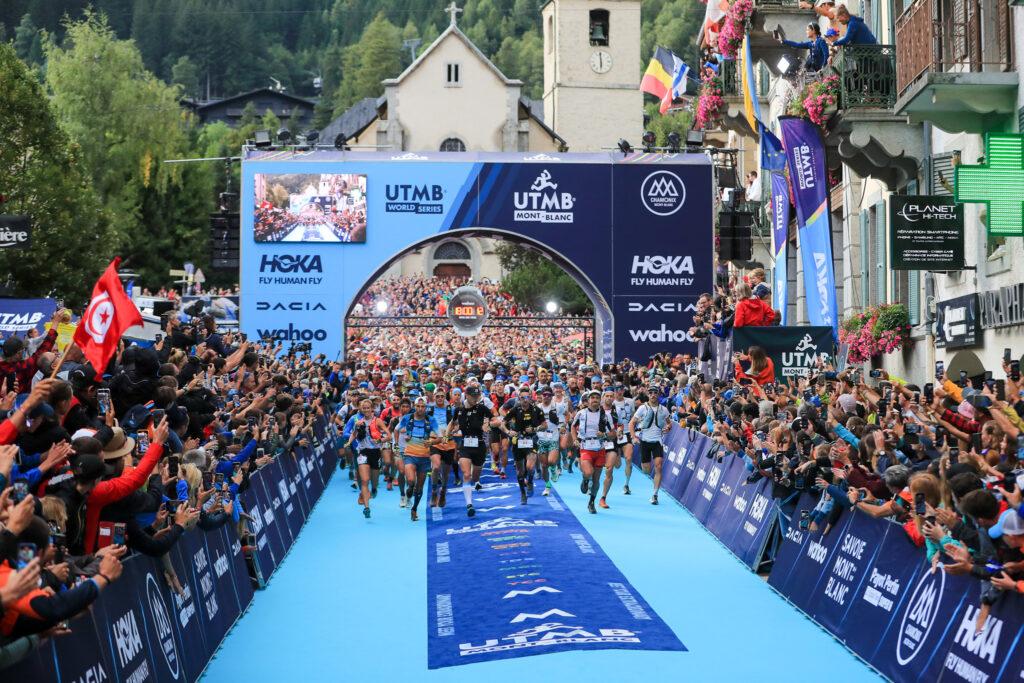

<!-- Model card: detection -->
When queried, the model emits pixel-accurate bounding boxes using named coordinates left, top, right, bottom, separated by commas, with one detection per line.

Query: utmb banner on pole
left=779, top=117, right=838, bottom=337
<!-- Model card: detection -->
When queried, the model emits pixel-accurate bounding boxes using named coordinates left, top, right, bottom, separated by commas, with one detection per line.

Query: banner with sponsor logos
left=889, top=195, right=965, bottom=271
left=769, top=171, right=790, bottom=324
left=732, top=326, right=835, bottom=381
left=0, top=297, right=56, bottom=336
left=426, top=469, right=685, bottom=668
left=935, top=293, right=981, bottom=349
left=2, top=417, right=338, bottom=682
left=779, top=117, right=838, bottom=337
left=241, top=151, right=714, bottom=363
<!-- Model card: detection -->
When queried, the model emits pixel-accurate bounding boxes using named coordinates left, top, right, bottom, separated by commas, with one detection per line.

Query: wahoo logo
left=146, top=574, right=181, bottom=679
left=259, top=254, right=322, bottom=274
left=513, top=169, right=575, bottom=223
left=813, top=251, right=833, bottom=326
left=793, top=144, right=816, bottom=190
left=256, top=301, right=327, bottom=311
left=256, top=324, right=327, bottom=342
left=952, top=605, right=1003, bottom=665
left=896, top=568, right=945, bottom=665
left=627, top=301, right=697, bottom=313
left=640, top=170, right=686, bottom=216
left=629, top=325, right=695, bottom=343
left=385, top=183, right=445, bottom=214
left=112, top=609, right=144, bottom=668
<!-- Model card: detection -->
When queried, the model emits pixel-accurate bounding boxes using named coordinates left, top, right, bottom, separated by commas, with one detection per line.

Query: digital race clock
left=447, top=286, right=489, bottom=337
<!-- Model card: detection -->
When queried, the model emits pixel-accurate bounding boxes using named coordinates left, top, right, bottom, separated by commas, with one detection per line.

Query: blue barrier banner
left=808, top=509, right=888, bottom=635
left=241, top=466, right=283, bottom=581
left=268, top=456, right=304, bottom=544
left=722, top=477, right=775, bottom=568
left=98, top=557, right=163, bottom=683
left=767, top=492, right=818, bottom=593
left=680, top=449, right=728, bottom=523
left=223, top=523, right=256, bottom=612
left=703, top=454, right=748, bottom=540
left=780, top=512, right=852, bottom=615
left=166, top=536, right=212, bottom=681
left=426, top=472, right=685, bottom=668
left=184, top=522, right=240, bottom=649
left=661, top=427, right=707, bottom=502
left=281, top=450, right=312, bottom=520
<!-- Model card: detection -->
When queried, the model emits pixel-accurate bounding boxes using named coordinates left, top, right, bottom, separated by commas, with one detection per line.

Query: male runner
left=501, top=388, right=545, bottom=505
left=387, top=397, right=412, bottom=507
left=571, top=391, right=614, bottom=514
left=345, top=399, right=391, bottom=518
left=398, top=396, right=440, bottom=520
left=489, top=383, right=511, bottom=478
left=630, top=387, right=672, bottom=505
left=612, top=384, right=636, bottom=495
left=446, top=385, right=491, bottom=516
left=552, top=382, right=574, bottom=474
left=535, top=388, right=561, bottom=496
left=596, top=390, right=621, bottom=509
left=427, top=388, right=457, bottom=508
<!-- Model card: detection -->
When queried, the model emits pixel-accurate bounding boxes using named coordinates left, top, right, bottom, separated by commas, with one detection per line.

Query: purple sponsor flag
left=769, top=172, right=790, bottom=325
left=778, top=117, right=838, bottom=336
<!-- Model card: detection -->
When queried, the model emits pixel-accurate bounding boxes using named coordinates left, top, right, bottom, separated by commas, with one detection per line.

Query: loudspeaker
left=719, top=211, right=753, bottom=262
left=151, top=300, right=175, bottom=317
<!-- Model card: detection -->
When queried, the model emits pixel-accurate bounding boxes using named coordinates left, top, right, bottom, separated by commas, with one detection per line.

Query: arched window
left=439, top=137, right=466, bottom=152
left=589, top=9, right=609, bottom=46
left=433, top=241, right=471, bottom=260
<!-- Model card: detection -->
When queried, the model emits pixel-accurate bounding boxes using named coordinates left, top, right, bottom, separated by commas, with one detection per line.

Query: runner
left=552, top=382, right=575, bottom=474
left=535, top=388, right=561, bottom=496
left=388, top=397, right=413, bottom=508
left=489, top=382, right=511, bottom=478
left=596, top=390, right=622, bottom=510
left=501, top=388, right=545, bottom=505
left=379, top=394, right=402, bottom=491
left=344, top=398, right=391, bottom=518
left=427, top=388, right=457, bottom=508
left=397, top=397, right=440, bottom=521
left=572, top=391, right=614, bottom=514
left=630, top=387, right=672, bottom=505
left=612, top=384, right=636, bottom=495
left=446, top=384, right=492, bottom=516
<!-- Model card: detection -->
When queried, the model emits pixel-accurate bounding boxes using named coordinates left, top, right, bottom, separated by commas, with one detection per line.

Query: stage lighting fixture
left=277, top=127, right=292, bottom=143
left=304, top=129, right=319, bottom=144
left=617, top=139, right=633, bottom=154
left=253, top=130, right=272, bottom=148
left=667, top=131, right=681, bottom=153
left=334, top=133, right=351, bottom=151
left=685, top=130, right=705, bottom=149
left=641, top=130, right=657, bottom=152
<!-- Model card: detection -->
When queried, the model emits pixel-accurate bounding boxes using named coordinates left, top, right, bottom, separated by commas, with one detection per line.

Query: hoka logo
left=259, top=254, right=322, bottom=273
left=631, top=255, right=694, bottom=275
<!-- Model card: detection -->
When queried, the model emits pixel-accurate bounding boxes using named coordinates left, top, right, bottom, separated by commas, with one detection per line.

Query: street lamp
left=375, top=300, right=388, bottom=314
left=545, top=301, right=558, bottom=314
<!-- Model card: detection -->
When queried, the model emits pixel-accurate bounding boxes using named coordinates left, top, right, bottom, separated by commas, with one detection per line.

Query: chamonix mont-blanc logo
left=640, top=171, right=686, bottom=216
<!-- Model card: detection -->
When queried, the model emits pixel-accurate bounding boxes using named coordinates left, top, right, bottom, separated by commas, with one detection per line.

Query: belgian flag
left=641, top=47, right=689, bottom=114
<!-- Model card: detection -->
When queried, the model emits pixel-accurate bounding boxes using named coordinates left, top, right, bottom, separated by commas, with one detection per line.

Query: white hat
left=483, top=372, right=494, bottom=380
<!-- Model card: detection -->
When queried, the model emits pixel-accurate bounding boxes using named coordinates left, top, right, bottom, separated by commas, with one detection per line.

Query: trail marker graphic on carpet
left=426, top=474, right=685, bottom=668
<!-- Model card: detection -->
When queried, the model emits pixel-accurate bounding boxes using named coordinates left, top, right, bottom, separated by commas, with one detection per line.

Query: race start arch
left=240, top=150, right=713, bottom=363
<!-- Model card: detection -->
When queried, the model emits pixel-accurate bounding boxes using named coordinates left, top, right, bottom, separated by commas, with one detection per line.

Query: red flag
left=73, top=258, right=143, bottom=372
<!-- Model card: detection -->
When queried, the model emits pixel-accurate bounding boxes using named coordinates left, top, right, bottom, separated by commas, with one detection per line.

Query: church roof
left=382, top=23, right=523, bottom=87
left=319, top=96, right=384, bottom=142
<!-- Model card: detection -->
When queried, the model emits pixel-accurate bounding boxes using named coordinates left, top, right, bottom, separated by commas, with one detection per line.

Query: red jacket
left=83, top=442, right=164, bottom=553
left=0, top=419, right=17, bottom=445
left=734, top=298, right=776, bottom=328
left=735, top=358, right=776, bottom=387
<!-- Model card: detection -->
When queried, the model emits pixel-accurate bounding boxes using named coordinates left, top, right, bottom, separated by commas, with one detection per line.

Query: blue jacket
left=215, top=437, right=258, bottom=476
left=783, top=36, right=829, bottom=71
left=834, top=16, right=877, bottom=46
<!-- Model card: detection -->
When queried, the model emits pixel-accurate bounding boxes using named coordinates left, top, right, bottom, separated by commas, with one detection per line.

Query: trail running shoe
left=350, top=482, right=358, bottom=491
left=599, top=497, right=609, bottom=509
left=588, top=501, right=596, bottom=514
left=520, top=491, right=528, bottom=505
left=400, top=495, right=407, bottom=508
left=543, top=486, right=551, bottom=497
left=411, top=509, right=418, bottom=522
left=475, top=482, right=483, bottom=491
left=623, top=485, right=631, bottom=495
left=651, top=494, right=659, bottom=505
left=581, top=478, right=589, bottom=495
left=363, top=506, right=371, bottom=518
left=552, top=468, right=560, bottom=482
left=467, top=504, right=476, bottom=517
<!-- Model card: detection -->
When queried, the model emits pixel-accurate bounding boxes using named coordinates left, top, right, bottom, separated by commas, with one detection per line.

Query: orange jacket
left=83, top=442, right=164, bottom=553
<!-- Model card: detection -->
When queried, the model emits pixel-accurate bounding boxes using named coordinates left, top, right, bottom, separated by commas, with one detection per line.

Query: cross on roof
left=446, top=2, right=462, bottom=27
left=955, top=133, right=1024, bottom=237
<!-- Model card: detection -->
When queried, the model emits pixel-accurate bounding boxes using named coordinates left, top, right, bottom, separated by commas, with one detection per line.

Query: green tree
left=495, top=244, right=592, bottom=314
left=13, top=13, right=43, bottom=66
left=0, top=43, right=115, bottom=302
left=644, top=102, right=694, bottom=145
left=331, top=13, right=402, bottom=114
left=171, top=54, right=200, bottom=99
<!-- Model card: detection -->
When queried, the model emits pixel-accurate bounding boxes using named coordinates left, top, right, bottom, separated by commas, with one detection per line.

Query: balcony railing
left=721, top=60, right=741, bottom=97
left=895, top=0, right=1014, bottom=95
left=834, top=45, right=897, bottom=109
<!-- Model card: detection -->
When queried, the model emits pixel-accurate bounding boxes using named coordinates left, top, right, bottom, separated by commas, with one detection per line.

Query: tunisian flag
left=73, top=258, right=143, bottom=372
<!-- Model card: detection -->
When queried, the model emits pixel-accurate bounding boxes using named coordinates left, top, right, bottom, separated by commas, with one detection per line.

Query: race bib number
left=356, top=455, right=368, bottom=465
left=538, top=430, right=554, bottom=441
left=583, top=438, right=601, bottom=451
left=518, top=437, right=534, bottom=448
left=617, top=434, right=628, bottom=445
left=463, top=436, right=479, bottom=448
left=603, top=441, right=615, bottom=450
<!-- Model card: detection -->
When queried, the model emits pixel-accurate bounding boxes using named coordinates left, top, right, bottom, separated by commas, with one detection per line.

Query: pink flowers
left=695, top=72, right=725, bottom=130
left=793, top=75, right=841, bottom=127
left=717, top=0, right=754, bottom=59
left=839, top=304, right=911, bottom=364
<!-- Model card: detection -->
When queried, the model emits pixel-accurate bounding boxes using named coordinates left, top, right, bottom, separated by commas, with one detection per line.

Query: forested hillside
left=1, top=0, right=702, bottom=126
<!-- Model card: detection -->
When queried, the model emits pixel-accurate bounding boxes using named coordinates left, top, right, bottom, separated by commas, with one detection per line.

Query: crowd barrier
left=3, top=416, right=339, bottom=682
left=650, top=425, right=1024, bottom=683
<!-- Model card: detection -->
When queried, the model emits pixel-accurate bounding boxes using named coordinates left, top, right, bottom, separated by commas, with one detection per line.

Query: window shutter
left=875, top=201, right=887, bottom=304
left=860, top=211, right=870, bottom=308
left=908, top=270, right=920, bottom=325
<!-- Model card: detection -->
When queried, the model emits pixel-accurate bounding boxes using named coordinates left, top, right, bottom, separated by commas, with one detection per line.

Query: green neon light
left=955, top=133, right=1024, bottom=237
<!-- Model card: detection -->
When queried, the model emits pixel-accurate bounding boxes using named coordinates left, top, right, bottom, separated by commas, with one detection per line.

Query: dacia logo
left=256, top=301, right=327, bottom=311
left=896, top=569, right=945, bottom=665
left=627, top=301, right=696, bottom=313
left=640, top=170, right=686, bottom=216
left=259, top=254, right=323, bottom=274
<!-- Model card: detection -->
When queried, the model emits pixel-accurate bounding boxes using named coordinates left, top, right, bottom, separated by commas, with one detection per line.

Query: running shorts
left=639, top=441, right=665, bottom=463
left=405, top=454, right=431, bottom=474
left=579, top=449, right=606, bottom=468
left=537, top=439, right=558, bottom=453
left=356, top=448, right=382, bottom=470
left=489, top=428, right=504, bottom=444
left=432, top=443, right=458, bottom=465
left=459, top=448, right=488, bottom=467
left=512, top=447, right=533, bottom=462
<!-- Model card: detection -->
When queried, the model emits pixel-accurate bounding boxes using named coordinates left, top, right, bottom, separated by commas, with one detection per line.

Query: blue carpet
left=203, top=463, right=882, bottom=682
left=426, top=471, right=684, bottom=667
